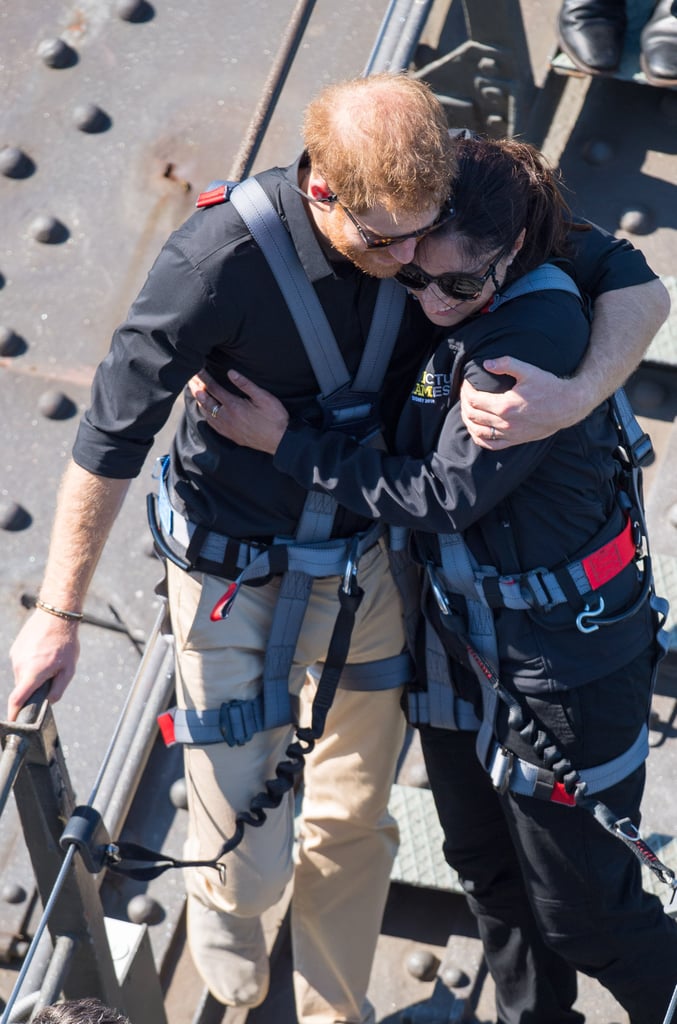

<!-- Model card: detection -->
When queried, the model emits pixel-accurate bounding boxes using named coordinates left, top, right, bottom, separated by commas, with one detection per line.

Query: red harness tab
left=157, top=710, right=177, bottom=747
left=196, top=184, right=229, bottom=209
left=550, top=781, right=576, bottom=806
left=210, top=580, right=239, bottom=621
left=580, top=516, right=636, bottom=591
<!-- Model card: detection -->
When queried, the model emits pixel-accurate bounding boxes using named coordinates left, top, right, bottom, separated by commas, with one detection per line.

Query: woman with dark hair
left=189, top=136, right=677, bottom=1023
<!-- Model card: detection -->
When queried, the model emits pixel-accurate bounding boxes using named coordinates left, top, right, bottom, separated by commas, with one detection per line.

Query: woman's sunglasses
left=395, top=248, right=508, bottom=302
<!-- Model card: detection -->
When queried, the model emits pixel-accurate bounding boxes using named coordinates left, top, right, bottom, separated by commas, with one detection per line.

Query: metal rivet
left=38, top=389, right=77, bottom=420
left=486, top=114, right=506, bottom=127
left=127, top=894, right=164, bottom=925
left=0, top=146, right=35, bottom=179
left=37, top=38, right=78, bottom=69
left=582, top=140, right=613, bottom=165
left=2, top=883, right=27, bottom=905
left=0, top=326, right=27, bottom=357
left=116, top=0, right=154, bottom=22
left=405, top=949, right=440, bottom=981
left=29, top=215, right=69, bottom=244
left=477, top=57, right=498, bottom=73
left=73, top=103, right=111, bottom=133
left=0, top=500, right=32, bottom=532
left=618, top=206, right=653, bottom=235
left=439, top=963, right=470, bottom=989
left=169, top=777, right=188, bottom=810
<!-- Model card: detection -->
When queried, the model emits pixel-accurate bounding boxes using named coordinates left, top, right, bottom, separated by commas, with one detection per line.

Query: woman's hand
left=189, top=369, right=290, bottom=454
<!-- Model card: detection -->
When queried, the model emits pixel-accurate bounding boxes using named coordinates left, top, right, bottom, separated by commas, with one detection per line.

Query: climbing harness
left=403, top=263, right=676, bottom=894
left=128, top=172, right=413, bottom=878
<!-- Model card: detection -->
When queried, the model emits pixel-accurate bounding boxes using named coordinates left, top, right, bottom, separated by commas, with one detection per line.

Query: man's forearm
left=39, top=460, right=132, bottom=610
left=568, top=277, right=670, bottom=425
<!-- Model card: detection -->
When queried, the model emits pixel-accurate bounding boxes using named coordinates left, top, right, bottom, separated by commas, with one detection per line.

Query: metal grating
left=388, top=783, right=464, bottom=894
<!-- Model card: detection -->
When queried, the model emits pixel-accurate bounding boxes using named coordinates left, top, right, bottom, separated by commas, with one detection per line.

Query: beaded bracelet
left=35, top=598, right=84, bottom=622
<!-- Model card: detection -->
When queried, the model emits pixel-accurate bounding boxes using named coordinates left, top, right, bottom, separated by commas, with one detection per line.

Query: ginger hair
left=303, top=72, right=455, bottom=219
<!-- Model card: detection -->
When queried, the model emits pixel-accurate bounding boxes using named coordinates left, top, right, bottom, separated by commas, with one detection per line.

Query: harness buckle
left=576, top=596, right=605, bottom=634
left=490, top=746, right=514, bottom=794
left=427, top=562, right=451, bottom=615
left=519, top=568, right=556, bottom=611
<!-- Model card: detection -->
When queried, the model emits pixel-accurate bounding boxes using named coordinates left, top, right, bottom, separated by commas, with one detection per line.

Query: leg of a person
left=501, top=648, right=677, bottom=1024
left=168, top=561, right=297, bottom=916
left=420, top=726, right=582, bottom=1024
left=291, top=539, right=408, bottom=1024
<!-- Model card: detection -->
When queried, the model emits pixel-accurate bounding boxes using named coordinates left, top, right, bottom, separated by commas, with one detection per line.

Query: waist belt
left=474, top=515, right=639, bottom=619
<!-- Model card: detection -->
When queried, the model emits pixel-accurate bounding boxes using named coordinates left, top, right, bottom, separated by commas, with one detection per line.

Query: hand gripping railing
left=0, top=603, right=174, bottom=1024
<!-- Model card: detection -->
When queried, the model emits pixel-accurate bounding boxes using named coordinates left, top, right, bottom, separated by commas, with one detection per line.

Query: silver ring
left=490, top=425, right=497, bottom=441
left=210, top=403, right=220, bottom=419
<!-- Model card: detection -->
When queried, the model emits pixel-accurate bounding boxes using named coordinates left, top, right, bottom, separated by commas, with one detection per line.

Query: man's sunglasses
left=329, top=194, right=456, bottom=250
left=394, top=248, right=508, bottom=302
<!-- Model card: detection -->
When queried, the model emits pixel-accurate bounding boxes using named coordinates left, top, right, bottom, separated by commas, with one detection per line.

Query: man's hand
left=8, top=611, right=80, bottom=721
left=189, top=370, right=289, bottom=454
left=461, top=356, right=583, bottom=449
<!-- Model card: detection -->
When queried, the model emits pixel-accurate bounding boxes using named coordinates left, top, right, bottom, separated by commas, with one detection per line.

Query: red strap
left=210, top=581, right=239, bottom=621
left=157, top=710, right=177, bottom=747
left=196, top=184, right=229, bottom=209
left=550, top=780, right=576, bottom=806
left=580, top=516, right=636, bottom=591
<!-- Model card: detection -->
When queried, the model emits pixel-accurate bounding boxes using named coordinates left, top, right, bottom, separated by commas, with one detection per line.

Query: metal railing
left=0, top=605, right=174, bottom=1024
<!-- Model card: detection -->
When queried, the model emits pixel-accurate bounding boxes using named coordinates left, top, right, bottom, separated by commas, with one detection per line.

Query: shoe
left=641, top=0, right=677, bottom=86
left=186, top=893, right=270, bottom=1007
left=558, top=0, right=627, bottom=74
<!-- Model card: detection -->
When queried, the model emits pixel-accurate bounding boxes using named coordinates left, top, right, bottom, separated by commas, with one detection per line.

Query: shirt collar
left=279, top=153, right=353, bottom=284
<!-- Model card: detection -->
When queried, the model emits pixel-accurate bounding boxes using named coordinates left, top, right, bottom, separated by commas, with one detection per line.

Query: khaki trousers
left=167, top=538, right=407, bottom=1024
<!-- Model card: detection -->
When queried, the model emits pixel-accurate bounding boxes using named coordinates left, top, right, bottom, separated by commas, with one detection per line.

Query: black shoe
left=558, top=0, right=627, bottom=75
left=641, top=0, right=677, bottom=86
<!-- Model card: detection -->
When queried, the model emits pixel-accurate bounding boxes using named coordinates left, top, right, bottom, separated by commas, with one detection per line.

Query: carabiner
left=576, top=596, right=605, bottom=634
left=427, top=562, right=451, bottom=616
left=342, top=536, right=360, bottom=595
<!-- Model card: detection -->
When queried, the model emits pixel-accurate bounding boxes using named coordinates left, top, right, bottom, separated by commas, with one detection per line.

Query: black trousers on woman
left=418, top=647, right=677, bottom=1024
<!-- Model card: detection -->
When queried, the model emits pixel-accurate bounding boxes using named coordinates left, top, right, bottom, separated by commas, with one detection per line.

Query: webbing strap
left=436, top=533, right=500, bottom=765
left=230, top=178, right=349, bottom=396
left=262, top=570, right=313, bottom=729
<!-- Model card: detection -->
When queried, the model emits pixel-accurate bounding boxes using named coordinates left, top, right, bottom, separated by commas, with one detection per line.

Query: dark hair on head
left=31, top=999, right=131, bottom=1024
left=419, top=136, right=576, bottom=283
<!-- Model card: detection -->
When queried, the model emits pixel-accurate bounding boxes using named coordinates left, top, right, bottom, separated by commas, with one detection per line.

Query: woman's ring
left=490, top=425, right=497, bottom=441
left=210, top=403, right=221, bottom=419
